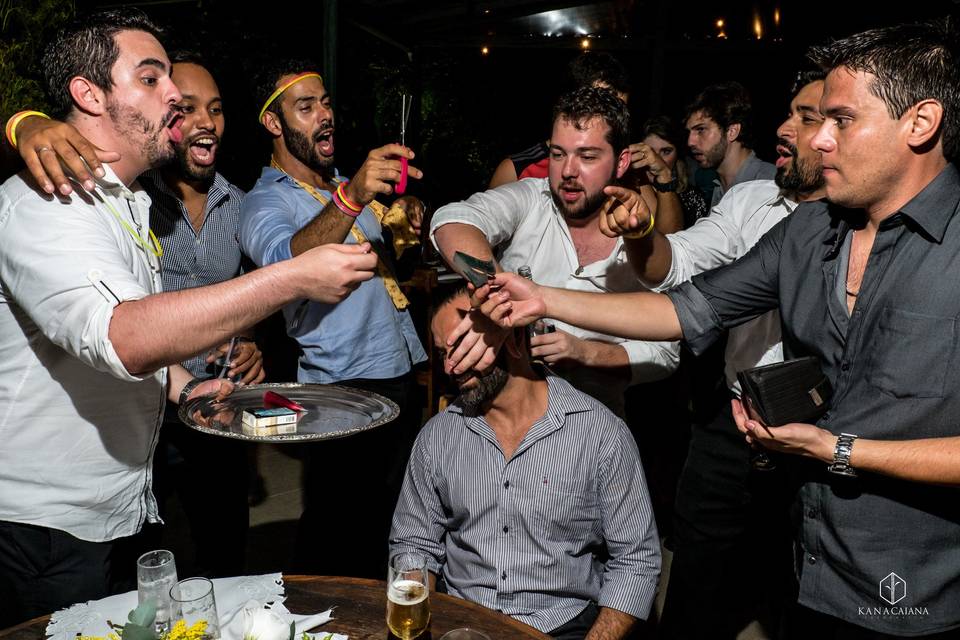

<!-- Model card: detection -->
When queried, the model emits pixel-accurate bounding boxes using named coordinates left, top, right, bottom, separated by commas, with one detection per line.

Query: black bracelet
left=178, top=377, right=206, bottom=406
left=652, top=177, right=679, bottom=193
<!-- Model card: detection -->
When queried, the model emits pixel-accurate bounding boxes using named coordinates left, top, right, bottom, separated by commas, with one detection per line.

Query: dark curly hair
left=553, top=86, right=630, bottom=154
left=684, top=81, right=757, bottom=149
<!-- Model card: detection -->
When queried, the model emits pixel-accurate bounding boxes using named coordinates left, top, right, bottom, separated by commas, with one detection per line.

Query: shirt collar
left=142, top=168, right=232, bottom=210
left=261, top=164, right=342, bottom=189
left=446, top=375, right=593, bottom=420
left=896, top=163, right=960, bottom=243
left=93, top=163, right=151, bottom=208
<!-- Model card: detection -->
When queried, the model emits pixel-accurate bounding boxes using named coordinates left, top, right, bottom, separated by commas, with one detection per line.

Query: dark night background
left=5, top=0, right=960, bottom=207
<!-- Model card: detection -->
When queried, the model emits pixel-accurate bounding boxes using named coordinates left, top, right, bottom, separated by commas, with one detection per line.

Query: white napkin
left=45, top=574, right=340, bottom=640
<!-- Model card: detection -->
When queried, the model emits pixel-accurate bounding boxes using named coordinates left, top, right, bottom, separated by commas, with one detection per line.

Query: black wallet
left=737, top=357, right=833, bottom=426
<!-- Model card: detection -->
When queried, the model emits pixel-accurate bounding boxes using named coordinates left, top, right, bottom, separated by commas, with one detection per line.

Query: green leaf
left=288, top=620, right=296, bottom=640
left=122, top=624, right=158, bottom=640
left=128, top=601, right=157, bottom=628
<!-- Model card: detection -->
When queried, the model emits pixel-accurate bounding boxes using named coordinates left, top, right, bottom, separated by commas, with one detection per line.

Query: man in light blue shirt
left=241, top=56, right=426, bottom=578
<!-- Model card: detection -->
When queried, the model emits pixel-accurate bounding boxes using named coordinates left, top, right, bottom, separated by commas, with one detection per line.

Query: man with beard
left=390, top=286, right=660, bottom=640
left=597, top=72, right=827, bottom=639
left=241, top=58, right=427, bottom=578
left=431, top=86, right=679, bottom=418
left=474, top=19, right=960, bottom=636
left=138, top=51, right=262, bottom=577
left=0, top=11, right=378, bottom=625
left=685, top=81, right=775, bottom=206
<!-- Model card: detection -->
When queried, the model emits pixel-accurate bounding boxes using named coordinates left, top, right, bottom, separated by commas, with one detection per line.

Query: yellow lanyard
left=94, top=189, right=163, bottom=259
left=269, top=157, right=409, bottom=310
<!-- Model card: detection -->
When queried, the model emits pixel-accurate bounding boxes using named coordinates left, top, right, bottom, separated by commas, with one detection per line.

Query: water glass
left=136, top=550, right=178, bottom=634
left=170, top=577, right=221, bottom=640
left=386, top=551, right=430, bottom=640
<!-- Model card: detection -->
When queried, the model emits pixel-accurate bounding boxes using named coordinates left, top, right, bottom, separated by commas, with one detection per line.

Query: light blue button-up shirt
left=240, top=166, right=425, bottom=383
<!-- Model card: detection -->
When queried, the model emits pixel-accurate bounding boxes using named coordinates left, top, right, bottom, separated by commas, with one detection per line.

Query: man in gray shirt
left=685, top=81, right=776, bottom=206
left=391, top=287, right=660, bottom=640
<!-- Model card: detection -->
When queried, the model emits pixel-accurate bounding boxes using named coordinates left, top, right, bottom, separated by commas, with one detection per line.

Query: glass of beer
left=386, top=551, right=430, bottom=639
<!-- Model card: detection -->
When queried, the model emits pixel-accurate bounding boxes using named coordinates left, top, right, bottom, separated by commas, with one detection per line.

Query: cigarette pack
left=241, top=407, right=299, bottom=436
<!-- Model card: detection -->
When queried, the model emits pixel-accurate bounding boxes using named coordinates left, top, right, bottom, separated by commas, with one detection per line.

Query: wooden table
left=0, top=576, right=549, bottom=640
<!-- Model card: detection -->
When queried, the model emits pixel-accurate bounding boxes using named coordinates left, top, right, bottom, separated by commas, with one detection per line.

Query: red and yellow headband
left=258, top=72, right=323, bottom=123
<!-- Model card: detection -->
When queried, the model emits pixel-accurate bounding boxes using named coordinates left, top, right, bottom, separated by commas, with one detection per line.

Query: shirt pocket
left=866, top=307, right=956, bottom=398
left=527, top=477, right=599, bottom=543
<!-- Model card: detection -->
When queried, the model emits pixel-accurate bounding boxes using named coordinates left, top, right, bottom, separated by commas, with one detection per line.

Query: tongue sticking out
left=168, top=122, right=183, bottom=144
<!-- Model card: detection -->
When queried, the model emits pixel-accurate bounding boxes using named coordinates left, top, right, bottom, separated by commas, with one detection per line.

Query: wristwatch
left=827, top=433, right=858, bottom=477
left=652, top=177, right=678, bottom=193
left=179, top=377, right=206, bottom=406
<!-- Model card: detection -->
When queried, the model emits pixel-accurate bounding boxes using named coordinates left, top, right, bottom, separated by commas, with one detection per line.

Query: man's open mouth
left=188, top=135, right=219, bottom=166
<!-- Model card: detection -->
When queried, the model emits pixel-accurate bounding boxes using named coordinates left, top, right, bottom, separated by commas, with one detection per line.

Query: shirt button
left=503, top=480, right=509, bottom=488
left=502, top=525, right=509, bottom=533
left=841, top=361, right=850, bottom=371
left=808, top=556, right=817, bottom=565
left=500, top=571, right=507, bottom=580
left=807, top=508, right=817, bottom=518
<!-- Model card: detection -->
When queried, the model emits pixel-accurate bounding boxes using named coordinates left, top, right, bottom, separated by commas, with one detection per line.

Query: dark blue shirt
left=669, top=164, right=960, bottom=635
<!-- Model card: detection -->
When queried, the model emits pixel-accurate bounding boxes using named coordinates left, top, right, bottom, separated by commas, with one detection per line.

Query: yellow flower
left=165, top=619, right=208, bottom=640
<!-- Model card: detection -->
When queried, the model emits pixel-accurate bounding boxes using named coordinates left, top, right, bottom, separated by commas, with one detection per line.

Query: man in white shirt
left=431, top=86, right=679, bottom=417
left=598, top=72, right=828, bottom=639
left=0, top=9, right=376, bottom=625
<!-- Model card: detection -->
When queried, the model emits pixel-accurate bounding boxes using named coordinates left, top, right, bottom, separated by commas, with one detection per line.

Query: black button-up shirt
left=668, top=164, right=960, bottom=635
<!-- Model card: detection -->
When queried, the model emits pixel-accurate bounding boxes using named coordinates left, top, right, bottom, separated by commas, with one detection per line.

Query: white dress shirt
left=651, top=179, right=795, bottom=393
left=0, top=166, right=166, bottom=542
left=431, top=177, right=680, bottom=415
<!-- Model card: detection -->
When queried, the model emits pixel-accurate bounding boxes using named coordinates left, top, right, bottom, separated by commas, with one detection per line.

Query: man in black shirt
left=461, top=18, right=960, bottom=638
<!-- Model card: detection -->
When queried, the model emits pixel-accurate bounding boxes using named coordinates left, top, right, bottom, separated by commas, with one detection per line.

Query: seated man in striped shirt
left=390, top=287, right=661, bottom=640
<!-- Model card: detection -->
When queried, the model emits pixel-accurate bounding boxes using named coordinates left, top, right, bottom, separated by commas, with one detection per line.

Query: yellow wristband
left=5, top=110, right=50, bottom=148
left=621, top=211, right=656, bottom=240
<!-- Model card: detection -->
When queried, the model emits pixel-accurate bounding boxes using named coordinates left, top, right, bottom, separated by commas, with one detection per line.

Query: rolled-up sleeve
left=597, top=423, right=661, bottom=620
left=430, top=179, right=538, bottom=249
left=666, top=213, right=786, bottom=356
left=0, top=187, right=151, bottom=381
left=389, top=428, right=448, bottom=576
left=239, top=183, right=299, bottom=267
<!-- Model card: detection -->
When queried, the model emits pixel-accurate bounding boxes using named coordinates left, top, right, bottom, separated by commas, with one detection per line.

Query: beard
left=700, top=135, right=728, bottom=168
left=549, top=166, right=617, bottom=220
left=774, top=138, right=825, bottom=194
left=107, top=98, right=175, bottom=168
left=279, top=111, right=334, bottom=176
left=457, top=364, right=509, bottom=413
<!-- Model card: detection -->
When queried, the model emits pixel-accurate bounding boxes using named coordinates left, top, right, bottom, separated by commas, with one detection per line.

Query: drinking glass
left=136, top=550, right=178, bottom=634
left=439, top=630, right=491, bottom=640
left=170, top=577, right=221, bottom=640
left=386, top=551, right=430, bottom=640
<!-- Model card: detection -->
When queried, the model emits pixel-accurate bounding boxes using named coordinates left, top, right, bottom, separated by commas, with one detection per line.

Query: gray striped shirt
left=141, top=170, right=245, bottom=377
left=390, top=376, right=661, bottom=633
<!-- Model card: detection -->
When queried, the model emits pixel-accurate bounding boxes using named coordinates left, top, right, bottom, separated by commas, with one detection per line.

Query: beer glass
left=386, top=551, right=430, bottom=639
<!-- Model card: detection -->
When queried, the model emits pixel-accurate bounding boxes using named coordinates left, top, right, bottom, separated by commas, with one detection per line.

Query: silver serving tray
left=178, top=382, right=399, bottom=443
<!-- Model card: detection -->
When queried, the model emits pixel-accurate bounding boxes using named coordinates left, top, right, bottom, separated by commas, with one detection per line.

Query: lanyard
left=94, top=189, right=164, bottom=259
